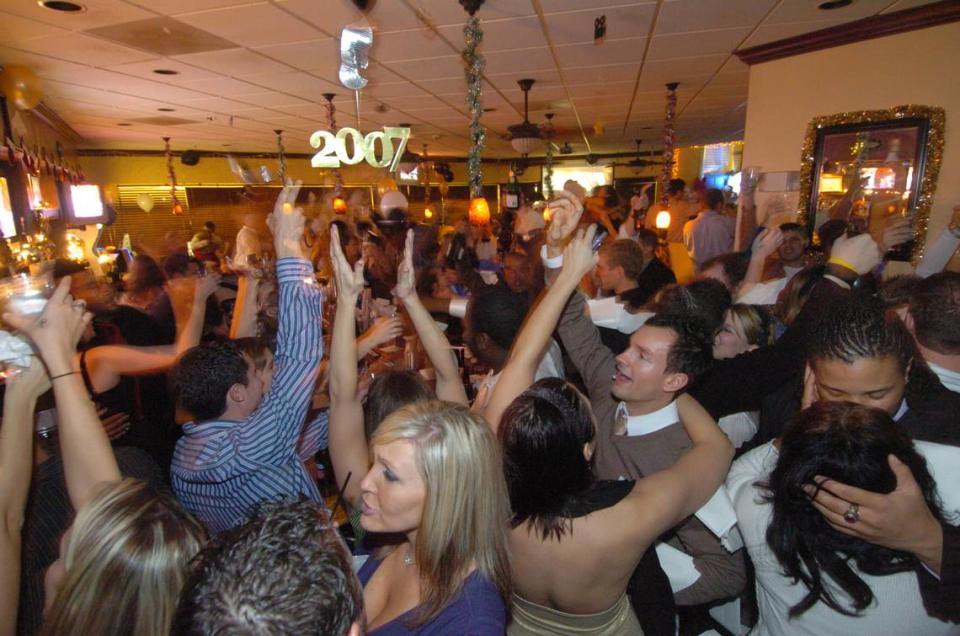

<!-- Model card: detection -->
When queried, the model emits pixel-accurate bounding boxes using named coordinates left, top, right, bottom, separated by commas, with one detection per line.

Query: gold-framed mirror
left=797, top=104, right=945, bottom=263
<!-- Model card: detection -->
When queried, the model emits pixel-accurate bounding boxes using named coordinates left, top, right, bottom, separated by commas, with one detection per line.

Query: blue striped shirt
left=171, top=258, right=325, bottom=535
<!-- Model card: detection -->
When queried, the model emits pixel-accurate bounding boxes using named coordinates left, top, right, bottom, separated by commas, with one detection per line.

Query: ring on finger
left=843, top=503, right=860, bottom=524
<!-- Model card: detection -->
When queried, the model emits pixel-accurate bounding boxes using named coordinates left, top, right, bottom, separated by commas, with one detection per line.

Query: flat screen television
left=62, top=184, right=109, bottom=225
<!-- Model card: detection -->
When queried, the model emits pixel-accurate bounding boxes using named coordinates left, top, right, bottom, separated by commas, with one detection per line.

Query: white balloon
left=136, top=193, right=154, bottom=213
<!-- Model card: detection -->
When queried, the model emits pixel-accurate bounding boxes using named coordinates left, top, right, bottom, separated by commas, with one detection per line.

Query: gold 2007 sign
left=309, top=126, right=411, bottom=172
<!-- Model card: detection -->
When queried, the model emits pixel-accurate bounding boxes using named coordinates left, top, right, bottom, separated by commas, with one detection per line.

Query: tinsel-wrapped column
left=463, top=14, right=485, bottom=199
left=164, top=137, right=183, bottom=215
left=322, top=93, right=345, bottom=198
left=275, top=129, right=287, bottom=183
left=659, top=82, right=678, bottom=206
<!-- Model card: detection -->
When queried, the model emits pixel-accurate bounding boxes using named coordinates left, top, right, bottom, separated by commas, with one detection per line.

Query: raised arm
left=485, top=226, right=598, bottom=430
left=631, top=394, right=734, bottom=539
left=0, top=357, right=49, bottom=635
left=737, top=226, right=783, bottom=299
left=234, top=182, right=324, bottom=458
left=6, top=277, right=122, bottom=511
left=395, top=229, right=467, bottom=404
left=229, top=270, right=261, bottom=339
left=328, top=225, right=369, bottom=504
left=82, top=273, right=218, bottom=393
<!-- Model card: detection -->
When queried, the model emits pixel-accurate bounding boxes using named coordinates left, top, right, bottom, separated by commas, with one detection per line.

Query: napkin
left=0, top=330, right=34, bottom=369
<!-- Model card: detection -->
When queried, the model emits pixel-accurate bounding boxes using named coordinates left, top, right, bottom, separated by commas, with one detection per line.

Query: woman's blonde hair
left=41, top=479, right=206, bottom=636
left=727, top=303, right=773, bottom=348
left=371, top=401, right=511, bottom=627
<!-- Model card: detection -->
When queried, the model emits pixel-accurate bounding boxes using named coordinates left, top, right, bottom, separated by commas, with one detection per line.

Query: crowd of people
left=0, top=176, right=958, bottom=636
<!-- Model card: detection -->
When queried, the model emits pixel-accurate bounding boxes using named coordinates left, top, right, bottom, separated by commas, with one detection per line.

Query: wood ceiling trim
left=735, top=0, right=960, bottom=66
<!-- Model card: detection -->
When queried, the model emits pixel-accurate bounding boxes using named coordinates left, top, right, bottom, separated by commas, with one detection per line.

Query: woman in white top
left=727, top=401, right=955, bottom=635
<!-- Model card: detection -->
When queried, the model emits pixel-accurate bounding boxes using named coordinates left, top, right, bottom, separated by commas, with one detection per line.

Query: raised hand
left=559, top=224, right=599, bottom=284
left=97, top=406, right=131, bottom=441
left=879, top=216, right=914, bottom=252
left=195, top=272, right=221, bottom=301
left=362, top=316, right=403, bottom=350
left=5, top=356, right=51, bottom=401
left=4, top=276, right=92, bottom=375
left=752, top=226, right=784, bottom=260
left=546, top=191, right=585, bottom=248
left=394, top=229, right=416, bottom=300
left=804, top=454, right=943, bottom=573
left=266, top=180, right=306, bottom=259
left=830, top=232, right=882, bottom=275
left=331, top=224, right=364, bottom=299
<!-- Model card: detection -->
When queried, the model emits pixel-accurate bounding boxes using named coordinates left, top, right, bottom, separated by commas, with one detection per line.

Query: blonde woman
left=6, top=277, right=206, bottom=636
left=328, top=229, right=510, bottom=633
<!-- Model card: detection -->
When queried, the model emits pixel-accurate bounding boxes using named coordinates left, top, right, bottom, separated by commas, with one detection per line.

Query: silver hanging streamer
left=339, top=22, right=373, bottom=91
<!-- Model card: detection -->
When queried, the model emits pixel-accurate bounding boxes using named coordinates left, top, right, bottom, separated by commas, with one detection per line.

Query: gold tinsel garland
left=796, top=104, right=945, bottom=265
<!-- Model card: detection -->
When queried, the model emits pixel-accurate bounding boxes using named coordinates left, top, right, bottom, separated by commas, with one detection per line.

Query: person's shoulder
left=428, top=573, right=505, bottom=635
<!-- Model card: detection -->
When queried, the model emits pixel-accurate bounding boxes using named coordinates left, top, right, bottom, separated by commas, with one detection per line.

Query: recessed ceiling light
left=153, top=69, right=180, bottom=75
left=117, top=123, right=132, bottom=126
left=817, top=0, right=853, bottom=9
left=38, top=0, right=86, bottom=12
left=157, top=107, right=176, bottom=112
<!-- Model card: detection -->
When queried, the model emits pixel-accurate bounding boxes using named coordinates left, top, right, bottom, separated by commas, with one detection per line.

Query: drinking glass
left=0, top=270, right=54, bottom=379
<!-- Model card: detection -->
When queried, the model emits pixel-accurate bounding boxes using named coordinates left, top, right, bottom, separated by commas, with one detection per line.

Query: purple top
left=358, top=556, right=506, bottom=635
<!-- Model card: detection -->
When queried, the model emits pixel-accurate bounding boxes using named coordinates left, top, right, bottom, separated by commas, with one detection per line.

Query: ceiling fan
left=612, top=139, right=662, bottom=167
left=505, top=78, right=544, bottom=156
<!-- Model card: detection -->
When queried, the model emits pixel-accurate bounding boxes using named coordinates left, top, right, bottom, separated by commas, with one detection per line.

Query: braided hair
left=807, top=293, right=914, bottom=372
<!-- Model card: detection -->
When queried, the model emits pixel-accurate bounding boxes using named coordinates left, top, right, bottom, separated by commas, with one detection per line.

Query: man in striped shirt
left=170, top=184, right=326, bottom=534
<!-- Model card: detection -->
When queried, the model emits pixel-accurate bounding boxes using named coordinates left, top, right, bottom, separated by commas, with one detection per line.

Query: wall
left=741, top=21, right=960, bottom=253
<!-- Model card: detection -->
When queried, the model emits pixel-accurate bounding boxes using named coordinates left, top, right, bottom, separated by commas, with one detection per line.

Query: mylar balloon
left=136, top=193, right=155, bottom=213
left=0, top=66, right=43, bottom=111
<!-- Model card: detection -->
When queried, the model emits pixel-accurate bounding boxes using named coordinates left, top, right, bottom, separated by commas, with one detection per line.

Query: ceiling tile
left=172, top=48, right=294, bottom=76
left=766, top=1, right=885, bottom=24
left=485, top=47, right=556, bottom=75
left=648, top=27, right=751, bottom=60
left=253, top=38, right=339, bottom=76
left=385, top=55, right=464, bottom=80
left=143, top=0, right=263, bottom=15
left=373, top=28, right=457, bottom=61
left=556, top=37, right=647, bottom=67
left=435, top=15, right=545, bottom=52
left=13, top=32, right=155, bottom=66
left=0, top=11, right=71, bottom=43
left=545, top=5, right=658, bottom=45
left=657, top=0, right=778, bottom=34
left=1, top=0, right=155, bottom=31
left=175, top=3, right=324, bottom=48
left=104, top=58, right=222, bottom=82
left=178, top=76, right=269, bottom=97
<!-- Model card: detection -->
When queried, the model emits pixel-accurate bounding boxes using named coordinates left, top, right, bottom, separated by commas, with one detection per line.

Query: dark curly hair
left=173, top=340, right=248, bottom=421
left=763, top=401, right=945, bottom=618
left=499, top=378, right=596, bottom=540
left=174, top=500, right=362, bottom=635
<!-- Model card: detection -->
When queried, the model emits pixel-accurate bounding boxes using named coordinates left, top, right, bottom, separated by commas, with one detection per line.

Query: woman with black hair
left=727, top=401, right=955, bottom=634
left=485, top=226, right=733, bottom=635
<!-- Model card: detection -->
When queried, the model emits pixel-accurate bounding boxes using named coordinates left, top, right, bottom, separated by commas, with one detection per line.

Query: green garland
left=544, top=142, right=554, bottom=199
left=464, top=16, right=485, bottom=199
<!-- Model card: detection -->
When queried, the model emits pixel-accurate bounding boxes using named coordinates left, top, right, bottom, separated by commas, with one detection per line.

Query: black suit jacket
left=621, top=258, right=676, bottom=310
